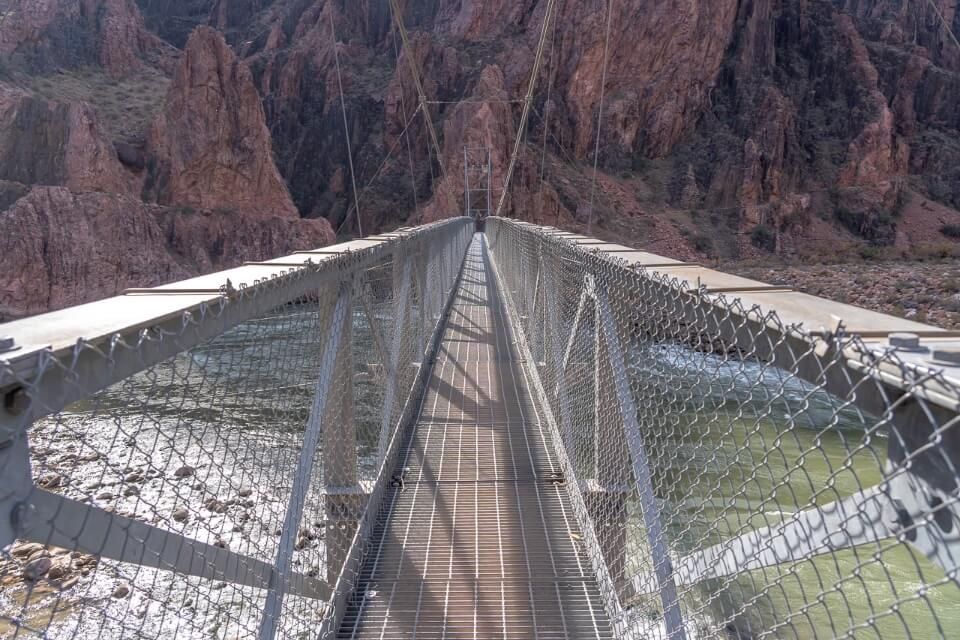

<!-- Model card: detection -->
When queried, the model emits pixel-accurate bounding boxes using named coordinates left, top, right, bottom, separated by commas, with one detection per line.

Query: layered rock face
left=0, top=84, right=139, bottom=195
left=0, top=0, right=171, bottom=76
left=146, top=26, right=298, bottom=217
left=207, top=0, right=958, bottom=257
left=0, top=187, right=331, bottom=318
left=0, top=1, right=333, bottom=319
left=2, top=0, right=960, bottom=317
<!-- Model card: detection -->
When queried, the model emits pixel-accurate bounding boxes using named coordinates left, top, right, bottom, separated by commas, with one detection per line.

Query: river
left=622, top=345, right=960, bottom=639
left=4, top=312, right=959, bottom=638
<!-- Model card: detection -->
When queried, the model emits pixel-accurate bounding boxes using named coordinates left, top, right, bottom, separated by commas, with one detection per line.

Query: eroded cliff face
left=0, top=186, right=332, bottom=318
left=146, top=26, right=299, bottom=217
left=199, top=0, right=955, bottom=258
left=0, top=0, right=173, bottom=76
left=0, top=84, right=140, bottom=195
left=2, top=0, right=960, bottom=317
left=0, top=2, right=333, bottom=319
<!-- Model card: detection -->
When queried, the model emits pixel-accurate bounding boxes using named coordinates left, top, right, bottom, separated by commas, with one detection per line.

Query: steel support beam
left=259, top=284, right=351, bottom=639
left=16, top=488, right=329, bottom=602
left=596, top=288, right=687, bottom=640
left=322, top=283, right=359, bottom=588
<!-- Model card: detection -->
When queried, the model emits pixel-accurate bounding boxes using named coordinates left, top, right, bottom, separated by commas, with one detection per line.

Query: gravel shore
left=730, top=260, right=960, bottom=330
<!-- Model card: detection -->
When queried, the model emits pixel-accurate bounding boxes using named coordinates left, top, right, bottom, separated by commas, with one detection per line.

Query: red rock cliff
left=146, top=26, right=299, bottom=218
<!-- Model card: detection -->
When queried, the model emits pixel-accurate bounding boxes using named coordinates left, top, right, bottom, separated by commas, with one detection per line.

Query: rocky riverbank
left=0, top=339, right=328, bottom=637
left=730, top=260, right=960, bottom=330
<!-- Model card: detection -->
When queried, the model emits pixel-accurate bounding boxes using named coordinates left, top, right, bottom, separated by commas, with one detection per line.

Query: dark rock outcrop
left=0, top=83, right=138, bottom=195
left=0, top=0, right=172, bottom=76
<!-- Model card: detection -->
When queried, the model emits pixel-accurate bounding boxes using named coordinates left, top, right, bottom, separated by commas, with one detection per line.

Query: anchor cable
left=386, top=0, right=446, bottom=178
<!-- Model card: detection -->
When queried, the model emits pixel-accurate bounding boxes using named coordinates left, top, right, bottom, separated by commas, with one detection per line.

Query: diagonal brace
left=18, top=488, right=329, bottom=600
left=596, top=288, right=687, bottom=640
left=259, top=284, right=351, bottom=639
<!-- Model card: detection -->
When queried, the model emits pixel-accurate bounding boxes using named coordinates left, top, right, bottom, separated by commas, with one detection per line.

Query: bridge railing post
left=320, top=279, right=360, bottom=587
left=259, top=282, right=352, bottom=639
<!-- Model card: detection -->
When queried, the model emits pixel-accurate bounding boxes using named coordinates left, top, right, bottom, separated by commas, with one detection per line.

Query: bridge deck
left=337, top=235, right=614, bottom=638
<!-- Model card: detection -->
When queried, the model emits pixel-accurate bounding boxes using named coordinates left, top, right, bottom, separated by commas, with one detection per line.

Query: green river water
left=626, top=345, right=960, bottom=639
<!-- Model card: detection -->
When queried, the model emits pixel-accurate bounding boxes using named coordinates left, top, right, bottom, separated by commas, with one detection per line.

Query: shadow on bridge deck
left=337, top=234, right=614, bottom=639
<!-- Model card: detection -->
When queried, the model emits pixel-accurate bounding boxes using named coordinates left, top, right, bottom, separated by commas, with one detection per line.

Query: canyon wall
left=1, top=0, right=960, bottom=316
left=0, top=0, right=333, bottom=319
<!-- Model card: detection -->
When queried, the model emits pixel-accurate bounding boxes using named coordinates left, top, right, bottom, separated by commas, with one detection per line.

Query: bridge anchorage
left=2, top=218, right=960, bottom=638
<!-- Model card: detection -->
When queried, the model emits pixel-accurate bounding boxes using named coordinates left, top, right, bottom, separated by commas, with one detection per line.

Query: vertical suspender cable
left=537, top=0, right=564, bottom=225
left=585, top=0, right=614, bottom=236
left=393, top=30, right=422, bottom=224
left=330, top=10, right=364, bottom=237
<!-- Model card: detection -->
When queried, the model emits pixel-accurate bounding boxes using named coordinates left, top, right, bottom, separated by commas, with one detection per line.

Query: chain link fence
left=5, top=214, right=960, bottom=639
left=0, top=218, right=473, bottom=639
left=485, top=218, right=960, bottom=640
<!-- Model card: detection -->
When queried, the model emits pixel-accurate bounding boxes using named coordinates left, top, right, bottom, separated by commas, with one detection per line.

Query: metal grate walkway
left=337, top=234, right=615, bottom=639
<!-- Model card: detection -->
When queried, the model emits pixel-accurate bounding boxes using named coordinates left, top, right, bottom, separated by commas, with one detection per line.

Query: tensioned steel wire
left=484, top=217, right=960, bottom=640
left=493, top=0, right=561, bottom=219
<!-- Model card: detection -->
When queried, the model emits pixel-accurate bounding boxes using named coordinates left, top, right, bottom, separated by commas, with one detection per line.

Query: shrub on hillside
left=834, top=206, right=897, bottom=246
left=750, top=224, right=776, bottom=252
left=940, top=224, right=960, bottom=239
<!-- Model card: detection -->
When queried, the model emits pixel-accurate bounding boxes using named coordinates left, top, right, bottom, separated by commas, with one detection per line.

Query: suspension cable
left=329, top=10, right=363, bottom=237
left=585, top=0, right=614, bottom=236
left=393, top=30, right=422, bottom=224
left=386, top=0, right=446, bottom=177
left=925, top=0, right=960, bottom=51
left=334, top=103, right=423, bottom=236
left=537, top=0, right=564, bottom=225
left=493, top=0, right=560, bottom=218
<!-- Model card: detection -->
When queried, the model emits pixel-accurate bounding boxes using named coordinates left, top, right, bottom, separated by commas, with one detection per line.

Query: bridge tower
left=463, top=146, right=494, bottom=226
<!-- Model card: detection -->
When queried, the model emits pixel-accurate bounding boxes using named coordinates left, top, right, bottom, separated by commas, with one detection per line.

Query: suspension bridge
left=3, top=0, right=960, bottom=636
left=1, top=217, right=960, bottom=639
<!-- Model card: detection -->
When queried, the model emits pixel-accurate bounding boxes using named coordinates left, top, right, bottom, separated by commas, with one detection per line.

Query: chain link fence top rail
left=0, top=218, right=474, bottom=639
left=484, top=218, right=960, bottom=640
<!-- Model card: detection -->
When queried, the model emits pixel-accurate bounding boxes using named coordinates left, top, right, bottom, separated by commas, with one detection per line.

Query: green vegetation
left=940, top=224, right=960, bottom=239
left=27, top=67, right=169, bottom=143
left=750, top=224, right=777, bottom=252
left=691, top=233, right=713, bottom=254
left=834, top=206, right=898, bottom=246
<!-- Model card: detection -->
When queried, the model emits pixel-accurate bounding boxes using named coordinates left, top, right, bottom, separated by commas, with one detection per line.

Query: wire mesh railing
left=5, top=214, right=960, bottom=639
left=485, top=217, right=960, bottom=640
left=0, top=218, right=473, bottom=639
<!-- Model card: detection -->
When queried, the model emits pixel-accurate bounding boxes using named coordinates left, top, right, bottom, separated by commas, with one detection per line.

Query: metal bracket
left=645, top=407, right=960, bottom=592
left=883, top=407, right=960, bottom=582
